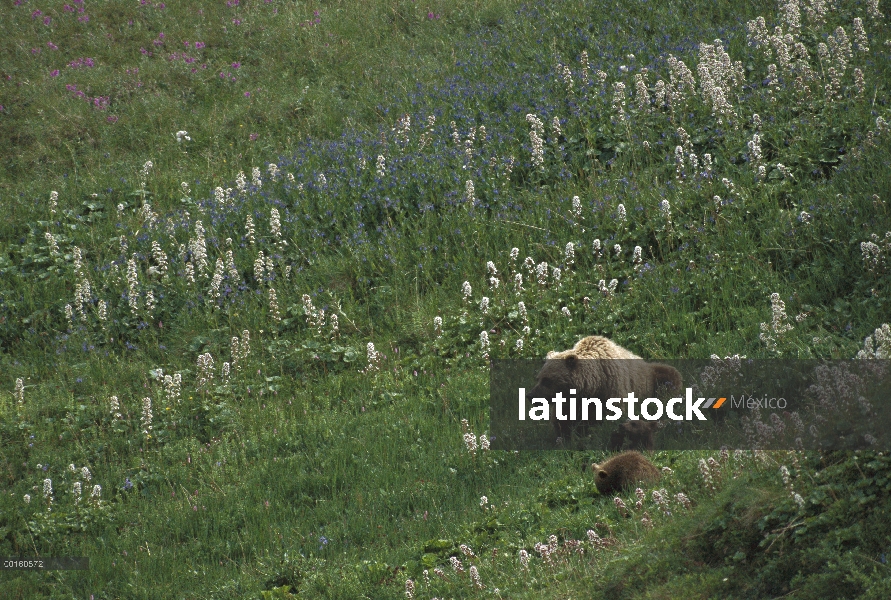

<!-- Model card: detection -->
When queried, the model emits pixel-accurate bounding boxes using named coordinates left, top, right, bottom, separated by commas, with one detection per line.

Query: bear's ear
left=597, top=469, right=609, bottom=480
left=565, top=354, right=578, bottom=368
left=590, top=462, right=599, bottom=473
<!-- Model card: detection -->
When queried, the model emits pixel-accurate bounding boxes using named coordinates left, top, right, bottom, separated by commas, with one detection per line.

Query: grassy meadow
left=2, top=0, right=891, bottom=597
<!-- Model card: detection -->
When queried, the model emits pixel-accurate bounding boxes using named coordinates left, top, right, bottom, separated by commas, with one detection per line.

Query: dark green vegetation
left=1, top=0, right=890, bottom=597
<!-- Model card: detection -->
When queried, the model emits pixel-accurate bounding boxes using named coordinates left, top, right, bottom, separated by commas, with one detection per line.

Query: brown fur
left=529, top=336, right=683, bottom=443
left=608, top=421, right=660, bottom=452
left=591, top=451, right=661, bottom=495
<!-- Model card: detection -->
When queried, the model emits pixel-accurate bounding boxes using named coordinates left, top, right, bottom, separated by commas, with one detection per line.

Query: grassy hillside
left=1, top=0, right=890, bottom=597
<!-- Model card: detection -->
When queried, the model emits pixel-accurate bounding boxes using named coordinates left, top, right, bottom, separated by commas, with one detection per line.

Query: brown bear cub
left=591, top=451, right=661, bottom=495
left=608, top=421, right=660, bottom=452
left=529, top=335, right=683, bottom=444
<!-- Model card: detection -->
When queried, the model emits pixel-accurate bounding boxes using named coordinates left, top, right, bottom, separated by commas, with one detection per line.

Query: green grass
left=2, top=0, right=891, bottom=597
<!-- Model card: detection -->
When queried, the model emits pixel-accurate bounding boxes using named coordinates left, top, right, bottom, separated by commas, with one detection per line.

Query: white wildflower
left=141, top=397, right=153, bottom=435
left=14, top=378, right=24, bottom=405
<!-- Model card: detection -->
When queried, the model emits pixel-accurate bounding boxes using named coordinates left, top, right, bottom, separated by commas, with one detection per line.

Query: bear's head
left=528, top=353, right=584, bottom=402
left=590, top=462, right=614, bottom=494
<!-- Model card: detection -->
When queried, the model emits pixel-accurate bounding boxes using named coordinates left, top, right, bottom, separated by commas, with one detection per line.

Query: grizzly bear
left=591, top=451, right=661, bottom=495
left=528, top=335, right=682, bottom=445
